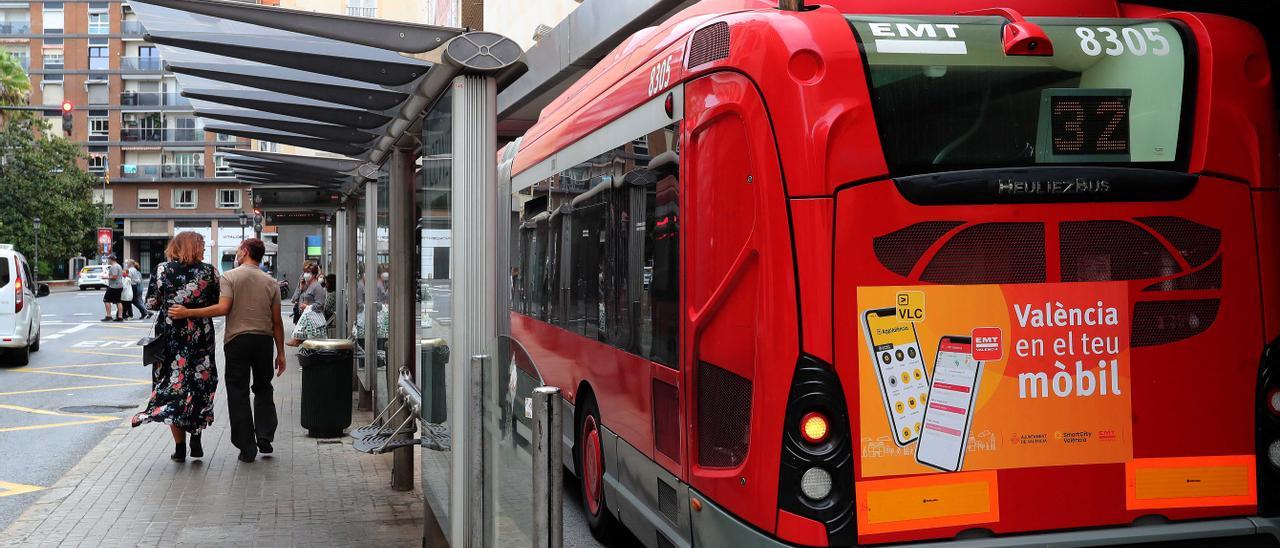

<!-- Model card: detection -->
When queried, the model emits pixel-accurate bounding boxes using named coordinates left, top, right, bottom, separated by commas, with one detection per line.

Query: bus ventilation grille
left=1144, top=257, right=1222, bottom=292
left=653, top=379, right=680, bottom=463
left=1132, top=299, right=1219, bottom=347
left=872, top=221, right=963, bottom=276
left=919, top=222, right=1046, bottom=284
left=688, top=22, right=730, bottom=68
left=697, top=360, right=752, bottom=468
left=656, top=533, right=676, bottom=548
left=1061, top=220, right=1179, bottom=281
left=1137, top=216, right=1221, bottom=268
left=657, top=480, right=679, bottom=522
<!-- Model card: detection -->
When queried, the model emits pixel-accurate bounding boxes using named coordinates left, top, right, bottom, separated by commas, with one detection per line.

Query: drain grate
left=317, top=440, right=343, bottom=445
left=59, top=405, right=136, bottom=414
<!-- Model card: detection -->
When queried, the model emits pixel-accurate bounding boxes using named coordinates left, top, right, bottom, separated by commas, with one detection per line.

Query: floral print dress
left=131, top=261, right=220, bottom=433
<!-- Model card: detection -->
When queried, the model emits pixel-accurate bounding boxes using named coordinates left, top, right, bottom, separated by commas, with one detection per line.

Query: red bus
left=505, top=0, right=1280, bottom=545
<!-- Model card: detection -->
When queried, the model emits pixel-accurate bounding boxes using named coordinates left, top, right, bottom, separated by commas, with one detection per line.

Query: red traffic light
left=61, top=100, right=73, bottom=112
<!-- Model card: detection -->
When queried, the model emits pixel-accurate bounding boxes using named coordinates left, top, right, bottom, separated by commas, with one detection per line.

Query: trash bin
left=299, top=339, right=354, bottom=437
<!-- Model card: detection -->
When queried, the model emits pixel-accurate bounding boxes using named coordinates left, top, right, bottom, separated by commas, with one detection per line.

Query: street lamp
left=32, top=216, right=41, bottom=282
left=239, top=210, right=248, bottom=240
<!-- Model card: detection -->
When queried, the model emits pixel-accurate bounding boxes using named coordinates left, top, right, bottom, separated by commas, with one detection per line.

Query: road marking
left=62, top=349, right=142, bottom=359
left=72, top=313, right=93, bottom=316
left=0, top=480, right=44, bottom=498
left=43, top=334, right=64, bottom=340
left=34, top=361, right=136, bottom=370
left=0, top=382, right=149, bottom=397
left=99, top=336, right=140, bottom=341
left=0, top=403, right=119, bottom=434
left=11, top=370, right=144, bottom=383
left=61, top=323, right=93, bottom=334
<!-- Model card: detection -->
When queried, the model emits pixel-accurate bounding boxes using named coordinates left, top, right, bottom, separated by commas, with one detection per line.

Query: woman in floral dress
left=131, top=231, right=220, bottom=462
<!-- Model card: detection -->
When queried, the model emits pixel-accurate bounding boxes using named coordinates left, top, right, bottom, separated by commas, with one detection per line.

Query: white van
left=0, top=244, right=48, bottom=366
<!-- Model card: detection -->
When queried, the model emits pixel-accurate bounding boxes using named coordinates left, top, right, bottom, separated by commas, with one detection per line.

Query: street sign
left=97, top=228, right=113, bottom=256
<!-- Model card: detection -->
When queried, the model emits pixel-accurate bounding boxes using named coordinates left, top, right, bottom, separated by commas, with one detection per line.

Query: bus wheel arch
left=573, top=384, right=622, bottom=540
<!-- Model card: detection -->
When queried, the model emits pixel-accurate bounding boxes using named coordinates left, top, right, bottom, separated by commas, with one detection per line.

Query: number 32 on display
left=1075, top=27, right=1171, bottom=57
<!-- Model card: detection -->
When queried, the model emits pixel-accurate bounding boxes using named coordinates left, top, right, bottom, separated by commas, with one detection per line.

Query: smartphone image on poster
left=863, top=308, right=930, bottom=446
left=916, top=336, right=983, bottom=472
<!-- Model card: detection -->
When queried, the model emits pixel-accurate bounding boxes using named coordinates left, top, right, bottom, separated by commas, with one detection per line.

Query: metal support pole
left=345, top=199, right=361, bottom=396
left=532, top=386, right=563, bottom=548
left=389, top=146, right=416, bottom=492
left=321, top=219, right=331, bottom=276
left=334, top=209, right=348, bottom=339
left=468, top=355, right=488, bottom=548
left=363, top=181, right=379, bottom=412
left=450, top=74, right=500, bottom=548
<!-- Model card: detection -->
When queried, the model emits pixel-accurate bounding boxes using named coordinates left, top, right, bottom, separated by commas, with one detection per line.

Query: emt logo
left=972, top=327, right=1002, bottom=360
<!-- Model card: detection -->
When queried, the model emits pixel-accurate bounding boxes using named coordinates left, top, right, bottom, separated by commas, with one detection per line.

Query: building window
left=87, top=154, right=107, bottom=175
left=173, top=189, right=197, bottom=209
left=138, top=189, right=159, bottom=209
left=88, top=12, right=109, bottom=34
left=346, top=0, right=377, bottom=18
left=42, top=73, right=63, bottom=83
left=89, top=117, right=109, bottom=141
left=217, top=189, right=242, bottom=209
left=88, top=46, right=109, bottom=71
left=214, top=155, right=233, bottom=177
left=42, top=3, right=64, bottom=33
left=41, top=49, right=63, bottom=68
left=256, top=140, right=279, bottom=152
left=92, top=188, right=113, bottom=206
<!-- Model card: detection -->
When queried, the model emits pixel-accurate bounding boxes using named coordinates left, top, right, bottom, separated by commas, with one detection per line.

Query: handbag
left=121, top=282, right=134, bottom=302
left=136, top=263, right=168, bottom=365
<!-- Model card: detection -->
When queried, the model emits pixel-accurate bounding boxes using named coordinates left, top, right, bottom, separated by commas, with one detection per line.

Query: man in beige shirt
left=170, top=238, right=284, bottom=463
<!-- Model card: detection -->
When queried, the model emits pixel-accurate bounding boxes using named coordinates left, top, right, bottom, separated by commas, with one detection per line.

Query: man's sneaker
left=112, top=317, right=124, bottom=322
left=101, top=316, right=113, bottom=322
left=238, top=449, right=256, bottom=463
left=257, top=441, right=273, bottom=455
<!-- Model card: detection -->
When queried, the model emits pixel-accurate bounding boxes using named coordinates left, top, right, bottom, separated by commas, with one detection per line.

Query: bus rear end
left=827, top=12, right=1280, bottom=545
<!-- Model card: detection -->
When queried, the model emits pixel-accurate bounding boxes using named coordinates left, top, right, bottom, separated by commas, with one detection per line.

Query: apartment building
left=5, top=0, right=263, bottom=275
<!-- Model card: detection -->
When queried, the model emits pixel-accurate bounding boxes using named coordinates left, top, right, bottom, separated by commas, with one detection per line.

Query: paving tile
left=1, top=339, right=423, bottom=548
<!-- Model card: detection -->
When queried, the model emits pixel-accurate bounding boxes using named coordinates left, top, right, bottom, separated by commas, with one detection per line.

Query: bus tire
left=577, top=396, right=621, bottom=541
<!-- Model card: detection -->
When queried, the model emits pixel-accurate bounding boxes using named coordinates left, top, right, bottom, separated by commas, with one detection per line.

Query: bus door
left=681, top=71, right=798, bottom=532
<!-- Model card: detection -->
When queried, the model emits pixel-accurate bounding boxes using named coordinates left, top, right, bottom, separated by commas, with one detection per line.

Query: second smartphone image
left=916, top=335, right=984, bottom=472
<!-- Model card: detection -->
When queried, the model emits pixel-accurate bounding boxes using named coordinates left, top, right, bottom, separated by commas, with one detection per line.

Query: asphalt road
left=0, top=288, right=189, bottom=531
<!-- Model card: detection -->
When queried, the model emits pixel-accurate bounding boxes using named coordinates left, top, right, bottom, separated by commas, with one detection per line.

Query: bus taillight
left=800, top=412, right=830, bottom=444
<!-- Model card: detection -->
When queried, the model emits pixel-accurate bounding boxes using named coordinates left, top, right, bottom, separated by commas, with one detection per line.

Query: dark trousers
left=224, top=334, right=277, bottom=453
left=129, top=284, right=147, bottom=317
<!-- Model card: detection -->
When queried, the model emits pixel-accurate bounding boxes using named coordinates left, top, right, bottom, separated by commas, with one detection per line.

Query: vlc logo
left=895, top=291, right=925, bottom=323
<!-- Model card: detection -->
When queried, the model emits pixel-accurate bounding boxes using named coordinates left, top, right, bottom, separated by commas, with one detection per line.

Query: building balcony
left=121, top=21, right=146, bottom=36
left=0, top=21, right=30, bottom=35
left=346, top=7, right=377, bottom=17
left=120, top=91, right=191, bottom=108
left=120, top=57, right=163, bottom=72
left=120, top=128, right=203, bottom=142
left=120, top=164, right=206, bottom=179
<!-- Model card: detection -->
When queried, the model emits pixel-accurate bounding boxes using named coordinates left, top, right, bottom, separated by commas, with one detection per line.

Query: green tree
left=1, top=114, right=101, bottom=279
left=1, top=51, right=32, bottom=126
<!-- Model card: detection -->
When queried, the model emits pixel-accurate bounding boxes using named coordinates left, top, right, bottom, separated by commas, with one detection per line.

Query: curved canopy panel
left=131, top=0, right=526, bottom=171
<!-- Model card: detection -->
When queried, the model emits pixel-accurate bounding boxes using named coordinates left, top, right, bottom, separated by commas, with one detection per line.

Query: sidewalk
left=0, top=334, right=424, bottom=547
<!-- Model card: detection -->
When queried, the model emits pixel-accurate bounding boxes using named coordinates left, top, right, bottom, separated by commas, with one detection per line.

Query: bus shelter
left=131, top=1, right=542, bottom=545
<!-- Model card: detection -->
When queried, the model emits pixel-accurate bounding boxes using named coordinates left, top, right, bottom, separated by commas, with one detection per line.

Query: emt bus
left=503, top=0, right=1279, bottom=545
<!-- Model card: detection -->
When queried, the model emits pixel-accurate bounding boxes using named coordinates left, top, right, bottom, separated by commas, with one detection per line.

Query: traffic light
left=61, top=100, right=73, bottom=134
left=252, top=208, right=264, bottom=233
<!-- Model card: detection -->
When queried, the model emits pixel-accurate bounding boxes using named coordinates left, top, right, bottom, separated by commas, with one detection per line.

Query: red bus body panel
left=508, top=0, right=1278, bottom=544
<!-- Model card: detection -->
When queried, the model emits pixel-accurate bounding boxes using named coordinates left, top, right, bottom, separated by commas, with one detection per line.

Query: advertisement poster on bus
left=856, top=283, right=1132, bottom=477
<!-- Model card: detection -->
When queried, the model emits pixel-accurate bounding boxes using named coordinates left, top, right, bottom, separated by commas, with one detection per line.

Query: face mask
left=381, top=272, right=390, bottom=281
left=303, top=273, right=313, bottom=282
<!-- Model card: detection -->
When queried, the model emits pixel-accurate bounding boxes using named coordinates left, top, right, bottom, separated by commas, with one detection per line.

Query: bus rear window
left=0, top=258, right=9, bottom=287
left=847, top=16, right=1190, bottom=176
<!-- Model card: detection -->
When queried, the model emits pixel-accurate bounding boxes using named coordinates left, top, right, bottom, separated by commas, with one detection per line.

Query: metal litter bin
left=299, top=339, right=354, bottom=437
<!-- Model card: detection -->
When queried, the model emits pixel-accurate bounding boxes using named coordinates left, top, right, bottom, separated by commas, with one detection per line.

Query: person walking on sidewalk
left=169, top=238, right=285, bottom=463
left=130, top=232, right=220, bottom=462
left=124, top=260, right=152, bottom=320
left=101, top=255, right=125, bottom=322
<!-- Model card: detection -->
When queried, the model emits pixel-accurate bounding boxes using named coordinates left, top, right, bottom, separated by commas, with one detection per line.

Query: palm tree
left=1, top=52, right=31, bottom=126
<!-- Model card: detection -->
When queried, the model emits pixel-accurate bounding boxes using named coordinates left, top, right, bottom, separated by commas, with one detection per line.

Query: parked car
left=78, top=265, right=108, bottom=290
left=1, top=244, right=48, bottom=366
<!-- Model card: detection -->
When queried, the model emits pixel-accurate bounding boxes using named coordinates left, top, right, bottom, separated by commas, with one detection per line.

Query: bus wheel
left=578, top=397, right=620, bottom=540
